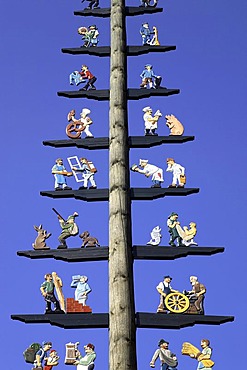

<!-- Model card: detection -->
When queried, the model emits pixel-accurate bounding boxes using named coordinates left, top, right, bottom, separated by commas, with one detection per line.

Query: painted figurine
left=140, top=22, right=154, bottom=45
left=66, top=109, right=94, bottom=139
left=167, top=212, right=184, bottom=247
left=140, top=64, right=162, bottom=89
left=80, top=231, right=100, bottom=248
left=165, top=114, right=184, bottom=136
left=78, top=25, right=99, bottom=47
left=71, top=275, right=92, bottom=306
left=182, top=339, right=214, bottom=370
left=70, top=157, right=97, bottom=190
left=156, top=275, right=177, bottom=313
left=74, top=343, right=96, bottom=370
left=40, top=272, right=65, bottom=314
left=166, top=158, right=186, bottom=188
left=140, top=23, right=159, bottom=46
left=33, top=341, right=53, bottom=369
left=142, top=106, right=162, bottom=136
left=69, top=65, right=97, bottom=90
left=53, top=208, right=79, bottom=249
left=82, top=0, right=100, bottom=10
left=32, top=225, right=51, bottom=250
left=44, top=349, right=59, bottom=370
left=131, top=159, right=164, bottom=188
left=51, top=158, right=73, bottom=191
left=186, top=276, right=206, bottom=314
left=150, top=339, right=178, bottom=369
left=147, top=226, right=162, bottom=246
left=176, top=221, right=198, bottom=246
left=140, top=0, right=158, bottom=8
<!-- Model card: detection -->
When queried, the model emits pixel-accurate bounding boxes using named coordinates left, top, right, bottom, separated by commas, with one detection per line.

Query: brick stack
left=66, top=298, right=92, bottom=313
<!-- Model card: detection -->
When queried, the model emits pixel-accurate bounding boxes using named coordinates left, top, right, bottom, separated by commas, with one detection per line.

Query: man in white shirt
left=132, top=159, right=164, bottom=188
left=166, top=158, right=185, bottom=188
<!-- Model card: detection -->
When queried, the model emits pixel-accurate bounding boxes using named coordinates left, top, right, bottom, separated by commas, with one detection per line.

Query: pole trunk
left=109, top=0, right=137, bottom=369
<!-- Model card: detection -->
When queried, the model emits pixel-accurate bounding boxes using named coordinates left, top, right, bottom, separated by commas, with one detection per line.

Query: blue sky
left=0, top=0, right=247, bottom=368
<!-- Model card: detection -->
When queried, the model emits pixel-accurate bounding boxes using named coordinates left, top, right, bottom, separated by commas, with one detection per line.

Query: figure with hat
left=156, top=275, right=178, bottom=313
left=69, top=65, right=97, bottom=91
left=55, top=211, right=79, bottom=249
left=166, top=158, right=186, bottom=188
left=131, top=159, right=164, bottom=188
left=33, top=341, right=52, bottom=369
left=43, top=349, right=59, bottom=370
left=51, top=158, right=73, bottom=191
left=140, top=64, right=162, bottom=89
left=40, top=273, right=64, bottom=314
left=71, top=275, right=92, bottom=306
left=150, top=339, right=178, bottom=369
left=78, top=25, right=99, bottom=48
left=140, top=22, right=154, bottom=45
left=142, top=106, right=162, bottom=136
left=167, top=213, right=184, bottom=247
left=74, top=343, right=96, bottom=370
left=67, top=108, right=94, bottom=139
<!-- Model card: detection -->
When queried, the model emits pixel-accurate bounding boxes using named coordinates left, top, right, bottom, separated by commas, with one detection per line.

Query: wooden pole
left=109, top=0, right=137, bottom=369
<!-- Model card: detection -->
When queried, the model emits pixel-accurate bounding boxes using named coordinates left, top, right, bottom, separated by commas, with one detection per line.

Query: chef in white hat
left=133, top=159, right=164, bottom=188
left=142, top=106, right=162, bottom=136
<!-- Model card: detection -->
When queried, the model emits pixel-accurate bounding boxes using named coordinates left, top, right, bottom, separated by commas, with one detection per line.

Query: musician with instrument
left=51, top=158, right=72, bottom=191
left=150, top=339, right=178, bottom=370
left=182, top=339, right=214, bottom=369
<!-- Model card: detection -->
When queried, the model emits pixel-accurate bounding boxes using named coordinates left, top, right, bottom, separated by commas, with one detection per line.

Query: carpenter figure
left=40, top=273, right=64, bottom=314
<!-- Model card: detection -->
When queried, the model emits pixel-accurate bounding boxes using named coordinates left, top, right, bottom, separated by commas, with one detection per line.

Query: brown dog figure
left=32, top=225, right=51, bottom=250
left=80, top=231, right=100, bottom=248
left=165, top=114, right=184, bottom=136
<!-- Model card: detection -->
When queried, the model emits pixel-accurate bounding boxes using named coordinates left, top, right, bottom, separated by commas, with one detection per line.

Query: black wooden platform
left=74, top=7, right=163, bottom=18
left=43, top=136, right=194, bottom=149
left=61, top=45, right=176, bottom=57
left=11, top=313, right=234, bottom=329
left=17, top=246, right=224, bottom=262
left=57, top=88, right=180, bottom=101
left=40, top=188, right=199, bottom=202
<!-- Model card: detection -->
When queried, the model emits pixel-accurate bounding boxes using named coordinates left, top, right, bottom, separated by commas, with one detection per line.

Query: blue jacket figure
left=140, top=22, right=154, bottom=45
left=140, top=64, right=162, bottom=89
